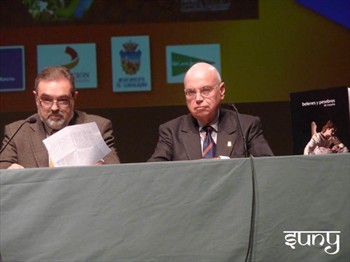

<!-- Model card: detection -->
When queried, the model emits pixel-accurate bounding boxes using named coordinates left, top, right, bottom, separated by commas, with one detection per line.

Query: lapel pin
left=227, top=141, right=232, bottom=147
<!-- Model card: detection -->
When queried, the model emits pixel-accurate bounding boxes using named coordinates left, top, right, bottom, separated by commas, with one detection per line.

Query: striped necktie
left=202, top=126, right=216, bottom=158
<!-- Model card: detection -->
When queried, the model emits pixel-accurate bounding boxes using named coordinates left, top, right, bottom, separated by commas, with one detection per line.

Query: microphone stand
left=228, top=103, right=249, bottom=157
left=0, top=117, right=37, bottom=154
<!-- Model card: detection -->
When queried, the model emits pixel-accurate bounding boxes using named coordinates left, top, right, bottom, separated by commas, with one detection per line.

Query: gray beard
left=45, top=117, right=66, bottom=130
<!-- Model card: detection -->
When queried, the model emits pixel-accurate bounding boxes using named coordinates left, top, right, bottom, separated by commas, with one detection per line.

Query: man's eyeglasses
left=39, top=97, right=72, bottom=108
left=184, top=83, right=221, bottom=99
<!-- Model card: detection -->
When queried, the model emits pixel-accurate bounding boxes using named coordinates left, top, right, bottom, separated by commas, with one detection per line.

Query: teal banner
left=166, top=44, right=221, bottom=83
left=37, top=43, right=97, bottom=89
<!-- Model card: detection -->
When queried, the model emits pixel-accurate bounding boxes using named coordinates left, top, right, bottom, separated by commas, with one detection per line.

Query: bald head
left=184, top=62, right=221, bottom=86
left=183, top=62, right=225, bottom=125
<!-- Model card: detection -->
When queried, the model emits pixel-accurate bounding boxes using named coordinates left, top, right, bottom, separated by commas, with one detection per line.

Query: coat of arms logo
left=119, top=41, right=141, bottom=75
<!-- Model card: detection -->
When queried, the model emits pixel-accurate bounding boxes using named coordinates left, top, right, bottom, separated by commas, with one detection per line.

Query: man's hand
left=7, top=163, right=24, bottom=169
left=94, top=159, right=105, bottom=166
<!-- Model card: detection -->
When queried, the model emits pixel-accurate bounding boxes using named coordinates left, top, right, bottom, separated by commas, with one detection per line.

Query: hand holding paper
left=43, top=122, right=111, bottom=167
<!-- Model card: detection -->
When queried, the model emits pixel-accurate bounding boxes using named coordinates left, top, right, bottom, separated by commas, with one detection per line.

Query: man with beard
left=148, top=62, right=273, bottom=161
left=0, top=66, right=120, bottom=169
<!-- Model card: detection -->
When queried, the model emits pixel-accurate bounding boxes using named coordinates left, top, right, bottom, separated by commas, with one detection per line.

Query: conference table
left=0, top=154, right=349, bottom=261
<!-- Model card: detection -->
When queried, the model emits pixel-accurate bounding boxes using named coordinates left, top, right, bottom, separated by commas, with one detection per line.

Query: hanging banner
left=111, top=35, right=151, bottom=92
left=0, top=46, right=25, bottom=92
left=37, top=43, right=97, bottom=89
left=166, top=44, right=221, bottom=84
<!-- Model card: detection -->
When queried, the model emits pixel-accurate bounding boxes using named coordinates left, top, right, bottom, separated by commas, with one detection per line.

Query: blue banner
left=0, top=46, right=25, bottom=92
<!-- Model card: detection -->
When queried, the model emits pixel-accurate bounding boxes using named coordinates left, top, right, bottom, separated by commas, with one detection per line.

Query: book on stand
left=290, top=86, right=350, bottom=155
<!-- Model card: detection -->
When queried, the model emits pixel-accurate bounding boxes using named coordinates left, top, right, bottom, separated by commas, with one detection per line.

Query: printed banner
left=166, top=44, right=221, bottom=84
left=22, top=0, right=93, bottom=21
left=290, top=86, right=350, bottom=154
left=37, top=43, right=97, bottom=89
left=295, top=0, right=350, bottom=29
left=2, top=0, right=258, bottom=27
left=111, top=35, right=151, bottom=92
left=0, top=46, right=25, bottom=92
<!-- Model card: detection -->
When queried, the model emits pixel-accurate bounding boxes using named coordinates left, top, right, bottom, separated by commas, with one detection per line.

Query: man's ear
left=33, top=91, right=39, bottom=106
left=220, top=82, right=226, bottom=99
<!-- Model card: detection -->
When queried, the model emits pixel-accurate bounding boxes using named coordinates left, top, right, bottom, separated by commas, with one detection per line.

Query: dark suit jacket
left=148, top=108, right=273, bottom=161
left=0, top=110, right=120, bottom=169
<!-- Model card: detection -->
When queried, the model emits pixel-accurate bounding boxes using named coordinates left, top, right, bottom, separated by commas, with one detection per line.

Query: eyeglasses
left=184, top=83, right=221, bottom=99
left=39, top=97, right=72, bottom=108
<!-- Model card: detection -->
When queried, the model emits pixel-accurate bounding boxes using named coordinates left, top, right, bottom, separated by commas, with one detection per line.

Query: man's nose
left=51, top=102, right=59, bottom=111
left=195, top=92, right=203, bottom=100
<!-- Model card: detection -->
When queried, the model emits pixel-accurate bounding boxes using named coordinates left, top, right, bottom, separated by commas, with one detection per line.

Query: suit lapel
left=29, top=117, right=49, bottom=167
left=181, top=115, right=202, bottom=160
left=217, top=109, right=238, bottom=157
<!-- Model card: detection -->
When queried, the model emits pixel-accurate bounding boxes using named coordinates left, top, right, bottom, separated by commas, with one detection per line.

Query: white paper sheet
left=43, top=122, right=111, bottom=167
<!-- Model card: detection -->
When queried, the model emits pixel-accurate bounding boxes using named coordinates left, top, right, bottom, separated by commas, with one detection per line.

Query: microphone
left=0, top=117, right=37, bottom=154
left=228, top=103, right=249, bottom=157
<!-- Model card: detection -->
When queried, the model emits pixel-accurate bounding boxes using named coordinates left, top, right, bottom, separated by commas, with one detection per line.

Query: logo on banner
left=171, top=52, right=214, bottom=76
left=62, top=46, right=79, bottom=69
left=120, top=41, right=141, bottom=75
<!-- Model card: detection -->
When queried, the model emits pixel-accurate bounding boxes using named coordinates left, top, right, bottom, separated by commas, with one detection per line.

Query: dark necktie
left=202, top=126, right=216, bottom=158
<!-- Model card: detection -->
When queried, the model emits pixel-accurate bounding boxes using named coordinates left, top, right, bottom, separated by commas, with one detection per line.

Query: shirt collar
left=198, top=111, right=220, bottom=132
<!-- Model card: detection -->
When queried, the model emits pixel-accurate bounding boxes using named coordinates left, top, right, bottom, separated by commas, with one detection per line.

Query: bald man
left=148, top=62, right=273, bottom=161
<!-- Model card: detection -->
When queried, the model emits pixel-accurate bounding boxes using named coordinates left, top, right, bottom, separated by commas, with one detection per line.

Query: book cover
left=290, top=86, right=350, bottom=155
